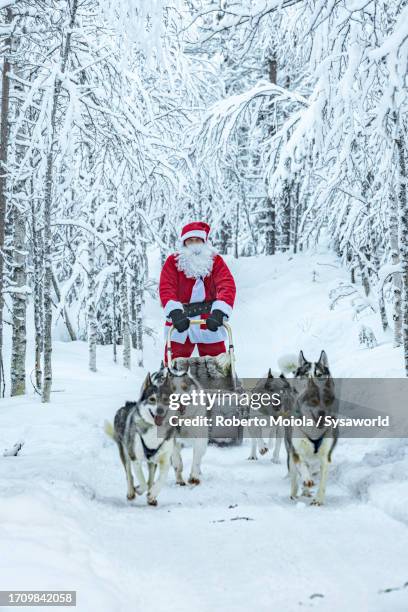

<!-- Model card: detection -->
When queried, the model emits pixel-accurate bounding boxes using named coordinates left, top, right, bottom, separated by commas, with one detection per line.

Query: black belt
left=182, top=300, right=214, bottom=317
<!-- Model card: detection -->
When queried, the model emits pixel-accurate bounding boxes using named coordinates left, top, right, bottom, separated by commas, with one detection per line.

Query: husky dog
left=285, top=375, right=339, bottom=506
left=106, top=370, right=188, bottom=506
left=147, top=359, right=208, bottom=486
left=247, top=371, right=297, bottom=463
left=171, top=402, right=208, bottom=487
left=167, top=359, right=209, bottom=486
left=294, top=350, right=331, bottom=379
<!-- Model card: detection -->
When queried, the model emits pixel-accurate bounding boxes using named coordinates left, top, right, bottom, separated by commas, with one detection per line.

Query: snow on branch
left=369, top=6, right=408, bottom=60
left=0, top=0, right=23, bottom=9
left=194, top=80, right=308, bottom=160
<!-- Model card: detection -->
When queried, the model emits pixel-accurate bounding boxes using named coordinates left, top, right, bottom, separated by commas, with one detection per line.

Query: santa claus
left=159, top=221, right=236, bottom=362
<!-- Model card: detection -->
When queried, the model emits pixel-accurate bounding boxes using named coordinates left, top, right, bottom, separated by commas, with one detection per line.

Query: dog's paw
left=147, top=497, right=158, bottom=506
left=303, top=480, right=315, bottom=488
left=310, top=499, right=323, bottom=506
left=290, top=495, right=298, bottom=501
left=135, top=485, right=147, bottom=495
left=176, top=479, right=186, bottom=486
left=259, top=446, right=269, bottom=456
left=247, top=455, right=258, bottom=461
left=188, top=476, right=200, bottom=486
left=127, top=490, right=136, bottom=501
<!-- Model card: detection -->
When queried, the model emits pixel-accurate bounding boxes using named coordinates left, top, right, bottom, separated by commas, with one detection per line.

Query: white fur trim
left=164, top=326, right=188, bottom=343
left=164, top=300, right=183, bottom=317
left=163, top=325, right=226, bottom=344
left=188, top=325, right=226, bottom=344
left=181, top=230, right=207, bottom=242
left=211, top=300, right=232, bottom=317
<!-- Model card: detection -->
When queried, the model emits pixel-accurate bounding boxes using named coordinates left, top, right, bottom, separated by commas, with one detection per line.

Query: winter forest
left=0, top=0, right=408, bottom=403
left=2, top=2, right=408, bottom=609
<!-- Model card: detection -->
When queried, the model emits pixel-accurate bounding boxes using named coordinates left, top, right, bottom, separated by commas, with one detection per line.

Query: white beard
left=175, top=242, right=216, bottom=279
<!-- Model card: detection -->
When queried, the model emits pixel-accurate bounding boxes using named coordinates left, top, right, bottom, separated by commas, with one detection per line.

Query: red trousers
left=165, top=337, right=226, bottom=364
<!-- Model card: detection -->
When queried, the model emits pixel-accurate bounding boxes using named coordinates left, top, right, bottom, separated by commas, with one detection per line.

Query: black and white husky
left=294, top=350, right=331, bottom=379
left=106, top=371, right=189, bottom=506
left=285, top=351, right=339, bottom=506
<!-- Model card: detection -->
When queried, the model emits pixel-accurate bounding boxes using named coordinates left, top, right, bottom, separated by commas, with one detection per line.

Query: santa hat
left=180, top=221, right=210, bottom=243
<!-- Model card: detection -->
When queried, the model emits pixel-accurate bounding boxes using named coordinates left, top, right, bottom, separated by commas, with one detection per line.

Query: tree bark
left=396, top=134, right=408, bottom=375
left=389, top=187, right=402, bottom=345
left=10, top=204, right=27, bottom=395
left=0, top=8, right=12, bottom=396
left=112, top=267, right=118, bottom=363
left=87, top=201, right=97, bottom=372
left=264, top=56, right=277, bottom=255
left=42, top=0, right=78, bottom=402
left=31, top=197, right=43, bottom=388
left=118, top=215, right=131, bottom=369
left=233, top=187, right=239, bottom=259
left=292, top=180, right=301, bottom=254
left=280, top=176, right=291, bottom=252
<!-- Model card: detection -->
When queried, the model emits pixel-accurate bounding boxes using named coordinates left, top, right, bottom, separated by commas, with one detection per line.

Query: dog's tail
left=104, top=420, right=115, bottom=439
left=277, top=353, right=298, bottom=375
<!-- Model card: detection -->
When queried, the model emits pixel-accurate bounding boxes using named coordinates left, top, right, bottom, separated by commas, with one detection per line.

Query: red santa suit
left=159, top=222, right=236, bottom=360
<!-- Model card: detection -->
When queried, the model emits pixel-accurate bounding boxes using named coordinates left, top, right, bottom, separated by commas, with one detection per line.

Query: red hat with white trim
left=180, top=221, right=210, bottom=243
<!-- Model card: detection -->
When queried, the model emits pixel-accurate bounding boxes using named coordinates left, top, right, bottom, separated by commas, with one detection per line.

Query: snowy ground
left=1, top=245, right=408, bottom=611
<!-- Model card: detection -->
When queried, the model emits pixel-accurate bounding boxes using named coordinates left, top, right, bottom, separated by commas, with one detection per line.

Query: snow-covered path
left=1, top=246, right=408, bottom=611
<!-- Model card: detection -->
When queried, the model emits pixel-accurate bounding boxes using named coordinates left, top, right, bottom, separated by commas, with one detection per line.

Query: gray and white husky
left=247, top=371, right=297, bottom=463
left=285, top=355, right=339, bottom=506
left=105, top=370, right=189, bottom=506
left=294, top=350, right=331, bottom=379
left=151, top=360, right=209, bottom=486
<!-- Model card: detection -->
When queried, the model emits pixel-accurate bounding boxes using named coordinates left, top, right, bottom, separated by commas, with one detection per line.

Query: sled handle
left=166, top=319, right=236, bottom=381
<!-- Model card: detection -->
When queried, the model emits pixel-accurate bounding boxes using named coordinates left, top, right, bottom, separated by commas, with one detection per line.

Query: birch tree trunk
left=218, top=218, right=231, bottom=254
left=389, top=189, right=402, bottom=346
left=233, top=178, right=239, bottom=258
left=87, top=201, right=97, bottom=372
left=395, top=134, right=408, bottom=375
left=280, top=175, right=291, bottom=252
left=264, top=196, right=276, bottom=255
left=31, top=197, right=43, bottom=388
left=42, top=0, right=78, bottom=402
left=10, top=17, right=28, bottom=396
left=159, top=208, right=168, bottom=267
left=112, top=267, right=118, bottom=364
left=130, top=212, right=145, bottom=367
left=368, top=223, right=388, bottom=332
left=131, top=254, right=144, bottom=368
left=42, top=97, right=57, bottom=402
left=118, top=215, right=131, bottom=369
left=0, top=8, right=12, bottom=397
left=292, top=180, right=301, bottom=254
left=264, top=56, right=277, bottom=255
left=10, top=204, right=27, bottom=395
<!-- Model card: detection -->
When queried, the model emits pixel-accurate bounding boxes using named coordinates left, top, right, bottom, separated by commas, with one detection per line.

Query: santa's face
left=176, top=239, right=215, bottom=279
left=184, top=237, right=204, bottom=247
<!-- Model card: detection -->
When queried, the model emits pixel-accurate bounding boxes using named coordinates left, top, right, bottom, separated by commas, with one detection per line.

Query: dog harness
left=140, top=436, right=165, bottom=460
left=307, top=435, right=325, bottom=454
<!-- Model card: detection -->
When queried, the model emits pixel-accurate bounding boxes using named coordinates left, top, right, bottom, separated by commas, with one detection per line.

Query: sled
left=166, top=319, right=243, bottom=446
